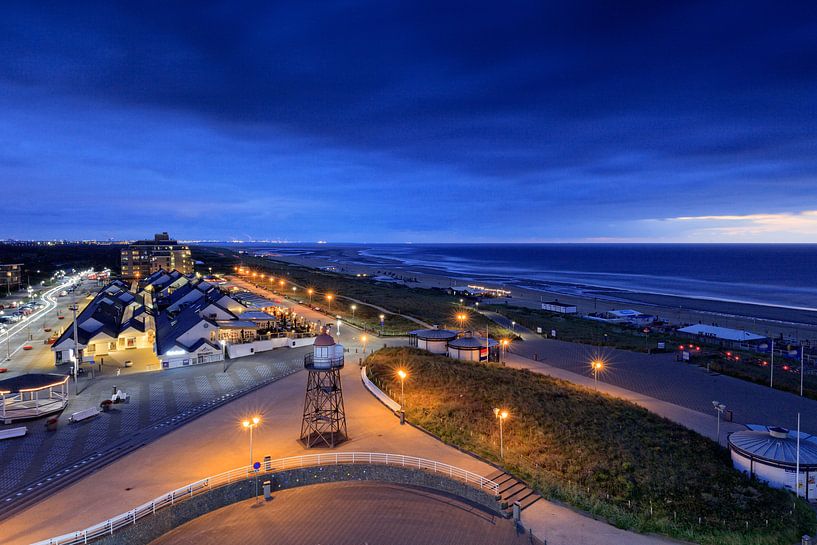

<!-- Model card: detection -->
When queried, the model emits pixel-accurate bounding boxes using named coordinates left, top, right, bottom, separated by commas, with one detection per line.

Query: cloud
left=654, top=210, right=817, bottom=242
left=1, top=2, right=817, bottom=241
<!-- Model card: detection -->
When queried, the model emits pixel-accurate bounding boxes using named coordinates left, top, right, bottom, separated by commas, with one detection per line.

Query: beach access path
left=483, top=309, right=817, bottom=436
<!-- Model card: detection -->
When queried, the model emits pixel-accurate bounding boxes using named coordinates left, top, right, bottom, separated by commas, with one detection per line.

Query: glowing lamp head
left=397, top=369, right=407, bottom=380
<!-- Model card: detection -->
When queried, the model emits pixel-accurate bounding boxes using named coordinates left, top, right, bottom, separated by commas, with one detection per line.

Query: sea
left=230, top=243, right=817, bottom=313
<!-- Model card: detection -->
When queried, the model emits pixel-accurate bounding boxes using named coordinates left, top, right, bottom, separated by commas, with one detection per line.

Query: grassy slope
left=366, top=347, right=816, bottom=545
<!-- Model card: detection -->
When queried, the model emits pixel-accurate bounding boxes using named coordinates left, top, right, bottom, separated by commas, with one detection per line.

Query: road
left=484, top=309, right=817, bottom=435
left=0, top=279, right=74, bottom=364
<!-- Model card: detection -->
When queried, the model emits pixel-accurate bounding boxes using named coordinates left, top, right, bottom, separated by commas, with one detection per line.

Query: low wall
left=289, top=336, right=315, bottom=348
left=91, top=464, right=502, bottom=545
left=360, top=366, right=401, bottom=412
left=226, top=336, right=314, bottom=358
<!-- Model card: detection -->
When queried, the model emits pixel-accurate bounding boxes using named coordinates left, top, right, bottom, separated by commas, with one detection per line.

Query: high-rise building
left=0, top=263, right=23, bottom=294
left=120, top=233, right=193, bottom=280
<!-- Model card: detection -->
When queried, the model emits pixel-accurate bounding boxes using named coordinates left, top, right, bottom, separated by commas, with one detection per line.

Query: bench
left=0, top=427, right=27, bottom=440
left=69, top=407, right=100, bottom=423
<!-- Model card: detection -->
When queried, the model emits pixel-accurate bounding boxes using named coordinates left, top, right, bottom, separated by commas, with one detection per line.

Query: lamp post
left=712, top=401, right=726, bottom=445
left=501, top=339, right=509, bottom=365
left=511, top=321, right=515, bottom=332
left=242, top=416, right=261, bottom=468
left=71, top=300, right=80, bottom=396
left=397, top=369, right=407, bottom=424
left=379, top=314, right=385, bottom=335
left=493, top=408, right=509, bottom=459
left=220, top=340, right=227, bottom=372
left=361, top=334, right=368, bottom=354
left=591, top=359, right=603, bottom=389
left=326, top=294, right=333, bottom=311
left=351, top=304, right=357, bottom=319
left=457, top=313, right=466, bottom=330
left=308, top=288, right=314, bottom=304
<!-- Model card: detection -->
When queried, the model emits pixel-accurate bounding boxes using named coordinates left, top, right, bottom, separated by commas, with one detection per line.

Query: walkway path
left=230, top=274, right=434, bottom=329
left=0, top=349, right=308, bottom=514
left=1, top=334, right=675, bottom=545
left=484, top=309, right=817, bottom=435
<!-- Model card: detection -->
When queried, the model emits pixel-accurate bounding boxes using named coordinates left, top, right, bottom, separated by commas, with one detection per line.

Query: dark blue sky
left=2, top=1, right=817, bottom=242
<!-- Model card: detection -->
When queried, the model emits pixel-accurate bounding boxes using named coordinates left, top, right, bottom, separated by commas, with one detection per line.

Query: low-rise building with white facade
left=52, top=280, right=153, bottom=366
left=541, top=300, right=577, bottom=314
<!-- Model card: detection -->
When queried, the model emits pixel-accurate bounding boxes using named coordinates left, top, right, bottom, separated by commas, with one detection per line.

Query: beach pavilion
left=408, top=329, right=459, bottom=354
left=447, top=335, right=499, bottom=362
left=729, top=424, right=817, bottom=501
left=0, top=373, right=70, bottom=424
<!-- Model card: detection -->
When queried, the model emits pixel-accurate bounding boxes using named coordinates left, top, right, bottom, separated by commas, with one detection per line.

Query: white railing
left=32, top=452, right=499, bottom=545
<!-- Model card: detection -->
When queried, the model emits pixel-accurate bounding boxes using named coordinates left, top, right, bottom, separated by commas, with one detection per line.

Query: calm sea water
left=240, top=243, right=817, bottom=311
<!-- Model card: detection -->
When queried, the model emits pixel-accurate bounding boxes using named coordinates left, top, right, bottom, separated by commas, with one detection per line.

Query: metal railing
left=32, top=452, right=499, bottom=545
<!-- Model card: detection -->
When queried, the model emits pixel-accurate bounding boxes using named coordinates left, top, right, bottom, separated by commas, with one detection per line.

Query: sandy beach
left=248, top=247, right=817, bottom=342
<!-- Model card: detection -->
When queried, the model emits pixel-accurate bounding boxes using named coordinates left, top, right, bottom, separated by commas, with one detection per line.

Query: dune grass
left=366, top=347, right=816, bottom=545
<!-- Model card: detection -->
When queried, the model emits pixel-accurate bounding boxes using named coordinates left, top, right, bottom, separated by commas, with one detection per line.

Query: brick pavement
left=0, top=348, right=309, bottom=499
left=148, top=482, right=528, bottom=545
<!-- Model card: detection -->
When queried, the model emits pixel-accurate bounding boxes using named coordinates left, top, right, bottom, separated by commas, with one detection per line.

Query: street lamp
left=242, top=416, right=261, bottom=468
left=501, top=339, right=509, bottom=365
left=712, top=401, right=726, bottom=445
left=351, top=304, right=357, bottom=319
left=511, top=321, right=516, bottom=332
left=379, top=314, right=385, bottom=335
left=493, top=408, right=509, bottom=459
left=591, top=359, right=604, bottom=389
left=457, top=313, right=466, bottom=330
left=361, top=334, right=368, bottom=354
left=397, top=369, right=407, bottom=421
left=326, top=294, right=333, bottom=311
left=308, top=288, right=314, bottom=303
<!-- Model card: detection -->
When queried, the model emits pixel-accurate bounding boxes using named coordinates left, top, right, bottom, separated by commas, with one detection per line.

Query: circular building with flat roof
left=729, top=425, right=817, bottom=500
left=447, top=336, right=499, bottom=362
left=0, top=373, right=70, bottom=423
left=408, top=329, right=459, bottom=354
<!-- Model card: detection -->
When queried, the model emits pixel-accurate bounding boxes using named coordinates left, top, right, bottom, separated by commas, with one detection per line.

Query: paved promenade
left=150, top=482, right=528, bottom=545
left=485, top=310, right=817, bottom=435
left=0, top=336, right=675, bottom=545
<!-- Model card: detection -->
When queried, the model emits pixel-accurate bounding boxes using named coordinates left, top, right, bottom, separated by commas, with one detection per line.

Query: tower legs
left=300, top=367, right=347, bottom=448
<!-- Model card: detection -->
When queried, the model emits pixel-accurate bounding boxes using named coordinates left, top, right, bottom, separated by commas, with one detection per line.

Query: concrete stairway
left=485, top=469, right=542, bottom=510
